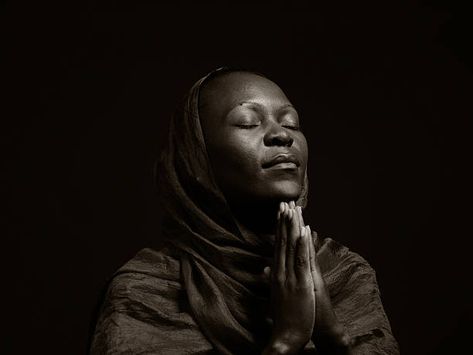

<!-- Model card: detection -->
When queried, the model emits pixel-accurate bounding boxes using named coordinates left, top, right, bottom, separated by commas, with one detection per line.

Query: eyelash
left=236, top=124, right=300, bottom=131
left=236, top=124, right=259, bottom=129
left=283, top=125, right=300, bottom=131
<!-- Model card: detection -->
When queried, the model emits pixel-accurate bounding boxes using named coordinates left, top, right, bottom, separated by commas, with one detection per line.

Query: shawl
left=91, top=68, right=399, bottom=354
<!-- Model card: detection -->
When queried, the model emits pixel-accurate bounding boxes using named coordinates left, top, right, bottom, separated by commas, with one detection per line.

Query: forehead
left=199, top=72, right=291, bottom=121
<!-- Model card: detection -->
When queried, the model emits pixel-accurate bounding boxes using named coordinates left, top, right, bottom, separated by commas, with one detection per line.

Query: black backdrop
left=4, top=1, right=472, bottom=354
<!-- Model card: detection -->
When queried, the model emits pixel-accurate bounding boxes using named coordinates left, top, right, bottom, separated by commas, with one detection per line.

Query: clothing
left=91, top=238, right=399, bottom=354
left=91, top=67, right=399, bottom=354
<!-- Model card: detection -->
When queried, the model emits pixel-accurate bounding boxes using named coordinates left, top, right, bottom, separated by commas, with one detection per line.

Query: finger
left=295, top=206, right=305, bottom=230
left=263, top=266, right=271, bottom=280
left=274, top=202, right=286, bottom=278
left=292, top=206, right=301, bottom=241
left=286, top=209, right=299, bottom=279
left=312, top=228, right=320, bottom=250
left=307, top=225, right=317, bottom=274
left=273, top=202, right=283, bottom=263
left=306, top=226, right=320, bottom=295
left=293, top=205, right=300, bottom=229
left=295, top=226, right=310, bottom=281
left=307, top=225, right=324, bottom=289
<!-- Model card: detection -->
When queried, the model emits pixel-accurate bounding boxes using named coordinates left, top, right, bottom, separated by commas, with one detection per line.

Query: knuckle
left=295, top=256, right=306, bottom=268
left=280, top=237, right=287, bottom=248
left=287, top=278, right=297, bottom=289
left=287, top=241, right=297, bottom=253
left=295, top=281, right=313, bottom=292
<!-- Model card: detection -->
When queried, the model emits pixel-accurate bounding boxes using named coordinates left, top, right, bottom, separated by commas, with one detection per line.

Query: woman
left=91, top=67, right=399, bottom=354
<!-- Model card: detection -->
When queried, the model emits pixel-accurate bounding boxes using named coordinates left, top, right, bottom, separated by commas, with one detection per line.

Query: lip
left=262, top=153, right=301, bottom=169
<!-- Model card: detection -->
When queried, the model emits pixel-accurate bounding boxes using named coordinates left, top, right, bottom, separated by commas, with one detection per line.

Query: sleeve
left=326, top=251, right=400, bottom=355
left=90, top=272, right=215, bottom=355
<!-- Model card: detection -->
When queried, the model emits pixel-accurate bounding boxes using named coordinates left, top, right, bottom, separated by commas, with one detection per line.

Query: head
left=198, top=69, right=308, bottom=209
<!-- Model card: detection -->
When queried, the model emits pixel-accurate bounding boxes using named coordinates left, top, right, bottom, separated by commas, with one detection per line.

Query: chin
left=264, top=180, right=301, bottom=202
left=228, top=180, right=302, bottom=205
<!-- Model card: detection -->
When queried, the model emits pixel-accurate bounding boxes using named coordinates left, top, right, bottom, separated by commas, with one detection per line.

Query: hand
left=263, top=202, right=315, bottom=354
left=308, top=234, right=352, bottom=353
left=264, top=202, right=352, bottom=354
left=299, top=208, right=352, bottom=353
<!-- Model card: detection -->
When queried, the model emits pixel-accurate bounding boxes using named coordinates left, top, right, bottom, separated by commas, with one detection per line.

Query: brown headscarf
left=157, top=67, right=309, bottom=354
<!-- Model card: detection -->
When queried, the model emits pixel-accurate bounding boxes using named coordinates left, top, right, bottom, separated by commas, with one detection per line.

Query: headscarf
left=156, top=67, right=309, bottom=354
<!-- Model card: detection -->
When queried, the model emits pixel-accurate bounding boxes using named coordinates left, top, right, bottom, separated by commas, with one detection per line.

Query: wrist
left=313, top=327, right=352, bottom=354
left=263, top=336, right=306, bottom=355
left=262, top=340, right=293, bottom=355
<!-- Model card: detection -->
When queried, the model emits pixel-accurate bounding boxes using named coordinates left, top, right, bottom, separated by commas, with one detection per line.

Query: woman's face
left=199, top=72, right=308, bottom=205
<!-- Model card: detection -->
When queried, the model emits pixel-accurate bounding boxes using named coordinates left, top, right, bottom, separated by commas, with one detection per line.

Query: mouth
left=262, top=153, right=301, bottom=170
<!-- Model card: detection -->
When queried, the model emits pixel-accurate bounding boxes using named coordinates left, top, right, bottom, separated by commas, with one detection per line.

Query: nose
left=263, top=122, right=294, bottom=147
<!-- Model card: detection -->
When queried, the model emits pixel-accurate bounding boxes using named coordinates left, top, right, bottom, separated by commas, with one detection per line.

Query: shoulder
left=105, top=246, right=184, bottom=313
left=315, top=236, right=378, bottom=298
left=316, top=236, right=375, bottom=276
left=316, top=236, right=399, bottom=353
left=114, top=246, right=181, bottom=284
left=91, top=247, right=215, bottom=354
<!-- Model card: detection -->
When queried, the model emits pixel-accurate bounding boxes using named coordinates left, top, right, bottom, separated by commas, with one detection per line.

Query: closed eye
left=282, top=125, right=300, bottom=131
left=235, top=124, right=259, bottom=129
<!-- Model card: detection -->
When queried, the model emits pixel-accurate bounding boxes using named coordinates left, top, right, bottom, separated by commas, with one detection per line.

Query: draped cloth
left=91, top=68, right=400, bottom=354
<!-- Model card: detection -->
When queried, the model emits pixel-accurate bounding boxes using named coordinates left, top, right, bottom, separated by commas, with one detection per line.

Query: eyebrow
left=237, top=101, right=295, bottom=110
left=222, top=101, right=298, bottom=121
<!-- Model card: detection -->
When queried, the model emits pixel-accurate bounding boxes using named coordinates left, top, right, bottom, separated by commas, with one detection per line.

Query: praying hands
left=263, top=202, right=352, bottom=354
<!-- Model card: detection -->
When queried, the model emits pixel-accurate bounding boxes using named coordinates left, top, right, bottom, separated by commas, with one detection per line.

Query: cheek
left=297, top=134, right=309, bottom=167
left=299, top=133, right=308, bottom=153
left=207, top=134, right=260, bottom=181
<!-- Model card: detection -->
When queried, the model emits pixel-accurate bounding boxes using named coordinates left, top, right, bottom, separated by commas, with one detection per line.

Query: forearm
left=310, top=271, right=353, bottom=354
left=312, top=300, right=353, bottom=354
left=313, top=329, right=353, bottom=355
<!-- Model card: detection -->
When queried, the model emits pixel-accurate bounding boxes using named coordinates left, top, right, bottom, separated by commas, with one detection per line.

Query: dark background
left=4, top=1, right=472, bottom=354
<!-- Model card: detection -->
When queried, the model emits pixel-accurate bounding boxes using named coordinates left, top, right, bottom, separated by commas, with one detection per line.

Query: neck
left=226, top=198, right=280, bottom=236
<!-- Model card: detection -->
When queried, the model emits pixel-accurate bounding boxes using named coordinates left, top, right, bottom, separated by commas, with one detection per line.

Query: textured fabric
left=91, top=238, right=399, bottom=354
left=91, top=68, right=399, bottom=354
